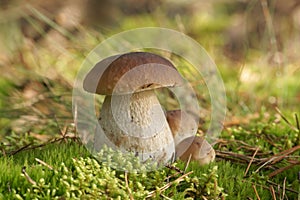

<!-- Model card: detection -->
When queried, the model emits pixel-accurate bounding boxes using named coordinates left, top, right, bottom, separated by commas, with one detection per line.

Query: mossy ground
left=0, top=117, right=299, bottom=199
left=0, top=1, right=300, bottom=199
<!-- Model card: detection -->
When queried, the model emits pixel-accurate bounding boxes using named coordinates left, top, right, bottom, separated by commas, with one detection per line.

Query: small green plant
left=182, top=165, right=226, bottom=199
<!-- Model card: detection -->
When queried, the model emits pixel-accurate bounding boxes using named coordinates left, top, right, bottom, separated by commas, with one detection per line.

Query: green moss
left=0, top=141, right=226, bottom=199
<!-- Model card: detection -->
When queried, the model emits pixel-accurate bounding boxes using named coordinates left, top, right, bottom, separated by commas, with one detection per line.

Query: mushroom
left=166, top=109, right=215, bottom=165
left=176, top=136, right=215, bottom=165
left=166, top=110, right=198, bottom=146
left=83, top=52, right=184, bottom=164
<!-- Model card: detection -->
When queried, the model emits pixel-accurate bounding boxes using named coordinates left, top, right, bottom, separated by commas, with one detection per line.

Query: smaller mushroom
left=166, top=110, right=198, bottom=146
left=176, top=136, right=215, bottom=165
left=166, top=109, right=215, bottom=165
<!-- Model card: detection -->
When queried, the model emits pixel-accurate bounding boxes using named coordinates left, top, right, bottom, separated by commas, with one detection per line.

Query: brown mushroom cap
left=83, top=52, right=184, bottom=95
left=176, top=136, right=215, bottom=165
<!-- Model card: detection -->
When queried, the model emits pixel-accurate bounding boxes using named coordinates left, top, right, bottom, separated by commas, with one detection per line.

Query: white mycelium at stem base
left=99, top=90, right=175, bottom=163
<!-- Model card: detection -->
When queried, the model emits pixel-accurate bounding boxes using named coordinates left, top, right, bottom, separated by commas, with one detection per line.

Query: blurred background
left=0, top=0, right=299, bottom=141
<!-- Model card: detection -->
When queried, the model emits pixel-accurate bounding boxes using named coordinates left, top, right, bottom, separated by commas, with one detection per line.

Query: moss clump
left=7, top=146, right=225, bottom=200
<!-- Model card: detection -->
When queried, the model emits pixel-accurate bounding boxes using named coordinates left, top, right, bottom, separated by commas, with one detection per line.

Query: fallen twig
left=22, top=166, right=36, bottom=185
left=217, top=145, right=300, bottom=175
left=252, top=184, right=261, bottom=200
left=295, top=113, right=300, bottom=145
left=8, top=135, right=80, bottom=156
left=268, top=161, right=300, bottom=178
left=255, top=157, right=276, bottom=173
left=9, top=143, right=33, bottom=156
left=35, top=158, right=54, bottom=170
left=275, top=107, right=298, bottom=132
left=282, top=177, right=286, bottom=200
left=269, top=185, right=277, bottom=200
left=165, top=164, right=184, bottom=181
left=165, top=164, right=184, bottom=175
left=295, top=113, right=300, bottom=132
left=244, top=147, right=259, bottom=177
left=160, top=193, right=172, bottom=200
left=184, top=154, right=192, bottom=173
left=146, top=171, right=193, bottom=198
left=125, top=172, right=134, bottom=200
left=270, top=145, right=300, bottom=165
left=216, top=150, right=262, bottom=163
left=267, top=180, right=299, bottom=194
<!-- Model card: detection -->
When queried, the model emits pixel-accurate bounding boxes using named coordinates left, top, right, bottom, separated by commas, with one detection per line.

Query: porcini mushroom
left=176, top=136, right=215, bottom=165
left=166, top=110, right=198, bottom=146
left=166, top=109, right=215, bottom=165
left=83, top=52, right=184, bottom=164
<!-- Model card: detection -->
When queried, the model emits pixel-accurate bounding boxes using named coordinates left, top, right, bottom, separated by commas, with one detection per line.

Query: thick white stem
left=97, top=90, right=175, bottom=164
